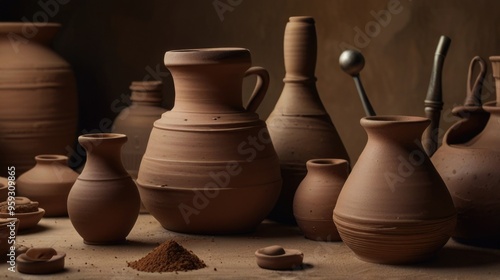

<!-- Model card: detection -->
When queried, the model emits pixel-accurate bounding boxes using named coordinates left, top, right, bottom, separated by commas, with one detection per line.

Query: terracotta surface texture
left=67, top=133, right=140, bottom=245
left=137, top=48, right=281, bottom=234
left=0, top=23, right=78, bottom=176
left=267, top=17, right=349, bottom=224
left=334, top=116, right=456, bottom=264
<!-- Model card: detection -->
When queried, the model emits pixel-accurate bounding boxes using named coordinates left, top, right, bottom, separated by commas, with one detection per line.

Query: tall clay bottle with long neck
left=266, top=16, right=349, bottom=224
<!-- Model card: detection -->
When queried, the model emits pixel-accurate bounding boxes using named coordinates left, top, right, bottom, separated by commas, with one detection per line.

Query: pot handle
left=244, top=66, right=269, bottom=112
left=465, top=56, right=487, bottom=106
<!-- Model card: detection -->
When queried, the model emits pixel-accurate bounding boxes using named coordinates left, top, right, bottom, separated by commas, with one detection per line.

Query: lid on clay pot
left=164, top=48, right=251, bottom=66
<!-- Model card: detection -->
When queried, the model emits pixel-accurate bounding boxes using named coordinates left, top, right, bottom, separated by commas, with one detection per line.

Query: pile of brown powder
left=127, top=240, right=206, bottom=273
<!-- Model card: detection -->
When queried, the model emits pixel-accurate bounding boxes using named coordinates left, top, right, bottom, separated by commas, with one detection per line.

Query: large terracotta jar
left=293, top=159, right=348, bottom=241
left=17, top=155, right=79, bottom=217
left=137, top=48, right=282, bottom=234
left=431, top=57, right=500, bottom=245
left=0, top=23, right=78, bottom=176
left=112, top=81, right=166, bottom=179
left=333, top=116, right=456, bottom=264
left=67, top=133, right=140, bottom=244
left=266, top=16, right=349, bottom=224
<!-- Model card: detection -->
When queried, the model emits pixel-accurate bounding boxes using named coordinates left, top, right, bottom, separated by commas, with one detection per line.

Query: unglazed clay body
left=293, top=159, right=348, bottom=241
left=137, top=48, right=281, bottom=234
left=17, top=155, right=78, bottom=217
left=0, top=23, right=78, bottom=176
left=333, top=116, right=456, bottom=264
left=267, top=16, right=349, bottom=224
left=67, top=133, right=140, bottom=244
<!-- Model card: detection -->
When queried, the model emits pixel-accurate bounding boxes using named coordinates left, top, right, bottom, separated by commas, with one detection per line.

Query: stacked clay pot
left=17, top=155, right=78, bottom=217
left=0, top=23, right=78, bottom=176
left=293, top=159, right=348, bottom=241
left=137, top=48, right=282, bottom=234
left=333, top=116, right=456, bottom=264
left=267, top=16, right=349, bottom=224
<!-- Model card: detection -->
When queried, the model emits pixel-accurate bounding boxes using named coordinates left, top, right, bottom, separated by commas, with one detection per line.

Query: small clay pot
left=17, top=248, right=66, bottom=274
left=293, top=159, right=348, bottom=241
left=17, top=155, right=79, bottom=217
left=67, top=133, right=140, bottom=244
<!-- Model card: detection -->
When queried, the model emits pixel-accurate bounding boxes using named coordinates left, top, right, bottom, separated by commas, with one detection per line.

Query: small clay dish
left=0, top=208, right=45, bottom=231
left=255, top=245, right=304, bottom=270
left=17, top=248, right=66, bottom=274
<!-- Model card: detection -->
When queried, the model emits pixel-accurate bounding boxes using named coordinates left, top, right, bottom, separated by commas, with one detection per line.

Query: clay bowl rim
left=306, top=158, right=349, bottom=166
left=0, top=208, right=45, bottom=230
left=482, top=100, right=500, bottom=112
left=78, top=133, right=126, bottom=140
left=288, top=16, right=315, bottom=23
left=489, top=56, right=500, bottom=62
left=34, top=154, right=69, bottom=162
left=362, top=115, right=430, bottom=124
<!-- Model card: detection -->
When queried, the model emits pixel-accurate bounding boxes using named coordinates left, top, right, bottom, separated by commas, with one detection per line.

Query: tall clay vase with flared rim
left=0, top=22, right=78, bottom=176
left=137, top=47, right=282, bottom=234
left=67, top=133, right=140, bottom=245
left=333, top=116, right=456, bottom=264
left=267, top=16, right=349, bottom=224
left=17, top=155, right=79, bottom=217
left=430, top=57, right=500, bottom=246
left=293, top=158, right=348, bottom=242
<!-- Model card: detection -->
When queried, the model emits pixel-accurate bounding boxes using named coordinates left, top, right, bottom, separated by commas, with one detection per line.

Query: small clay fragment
left=17, top=248, right=66, bottom=274
left=255, top=245, right=303, bottom=270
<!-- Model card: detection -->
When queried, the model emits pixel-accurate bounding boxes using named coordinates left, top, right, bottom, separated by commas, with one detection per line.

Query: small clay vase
left=293, top=159, right=348, bottom=241
left=333, top=116, right=456, bottom=264
left=267, top=16, right=349, bottom=224
left=17, top=155, right=79, bottom=217
left=431, top=56, right=500, bottom=246
left=112, top=81, right=166, bottom=179
left=67, top=133, right=140, bottom=244
left=137, top=47, right=282, bottom=234
left=0, top=22, right=78, bottom=176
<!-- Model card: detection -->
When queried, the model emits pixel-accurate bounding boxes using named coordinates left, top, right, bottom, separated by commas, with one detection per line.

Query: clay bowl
left=255, top=245, right=303, bottom=270
left=0, top=208, right=45, bottom=231
left=17, top=250, right=66, bottom=274
left=138, top=182, right=281, bottom=234
left=0, top=218, right=19, bottom=255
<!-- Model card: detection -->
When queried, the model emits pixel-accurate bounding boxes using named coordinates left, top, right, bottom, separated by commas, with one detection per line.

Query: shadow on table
left=249, top=220, right=303, bottom=239
left=17, top=224, right=52, bottom=236
left=409, top=246, right=500, bottom=269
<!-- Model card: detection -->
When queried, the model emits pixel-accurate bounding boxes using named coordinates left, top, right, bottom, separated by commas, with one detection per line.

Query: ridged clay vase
left=0, top=23, right=78, bottom=176
left=67, top=133, right=140, bottom=244
left=17, top=155, right=79, bottom=217
left=432, top=56, right=500, bottom=246
left=137, top=47, right=282, bottom=234
left=333, top=116, right=456, bottom=264
left=267, top=16, right=349, bottom=224
left=293, top=159, right=348, bottom=241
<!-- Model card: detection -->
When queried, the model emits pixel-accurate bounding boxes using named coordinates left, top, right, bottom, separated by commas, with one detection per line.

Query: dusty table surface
left=1, top=214, right=499, bottom=279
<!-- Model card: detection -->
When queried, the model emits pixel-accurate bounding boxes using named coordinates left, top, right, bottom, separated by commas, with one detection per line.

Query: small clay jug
left=333, top=116, right=456, bottom=264
left=112, top=81, right=166, bottom=179
left=293, top=159, right=348, bottom=241
left=0, top=22, right=78, bottom=176
left=67, top=133, right=140, bottom=244
left=137, top=47, right=281, bottom=234
left=267, top=16, right=349, bottom=224
left=17, top=155, right=79, bottom=217
left=431, top=56, right=500, bottom=245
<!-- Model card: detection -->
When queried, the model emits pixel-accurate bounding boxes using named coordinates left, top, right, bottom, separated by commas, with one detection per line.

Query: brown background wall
left=2, top=0, right=499, bottom=163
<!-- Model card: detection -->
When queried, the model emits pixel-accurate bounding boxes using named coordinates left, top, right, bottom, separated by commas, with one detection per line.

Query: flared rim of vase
left=78, top=133, right=127, bottom=140
left=164, top=47, right=251, bottom=66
